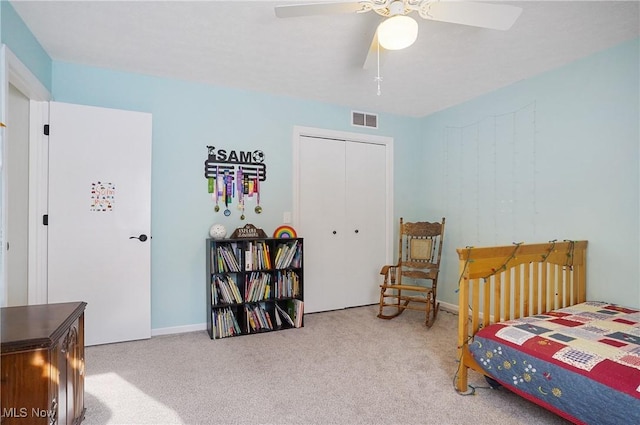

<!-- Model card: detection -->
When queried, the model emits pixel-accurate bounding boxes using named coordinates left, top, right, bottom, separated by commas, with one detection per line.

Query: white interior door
left=344, top=141, right=387, bottom=307
left=48, top=101, right=152, bottom=346
left=298, top=136, right=346, bottom=313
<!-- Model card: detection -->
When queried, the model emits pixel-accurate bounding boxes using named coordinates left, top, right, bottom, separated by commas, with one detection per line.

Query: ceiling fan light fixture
left=377, top=15, right=418, bottom=50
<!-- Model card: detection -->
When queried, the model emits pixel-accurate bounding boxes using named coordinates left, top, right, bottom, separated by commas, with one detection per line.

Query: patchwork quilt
left=468, top=301, right=640, bottom=425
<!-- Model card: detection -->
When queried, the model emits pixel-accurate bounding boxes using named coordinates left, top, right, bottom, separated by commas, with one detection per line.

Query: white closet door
left=298, top=136, right=346, bottom=313
left=48, top=102, right=152, bottom=346
left=344, top=141, right=387, bottom=307
left=297, top=134, right=389, bottom=313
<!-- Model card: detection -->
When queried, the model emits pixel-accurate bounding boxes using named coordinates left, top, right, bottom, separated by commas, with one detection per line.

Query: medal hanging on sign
left=208, top=173, right=216, bottom=211
left=224, top=169, right=232, bottom=216
left=213, top=166, right=220, bottom=212
left=254, top=176, right=262, bottom=214
left=237, top=167, right=245, bottom=220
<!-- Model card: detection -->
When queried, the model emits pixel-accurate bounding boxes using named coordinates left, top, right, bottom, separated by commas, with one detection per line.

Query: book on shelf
left=274, top=305, right=282, bottom=327
left=294, top=299, right=303, bottom=328
left=290, top=245, right=302, bottom=268
left=245, top=306, right=256, bottom=331
left=283, top=240, right=299, bottom=268
left=263, top=242, right=272, bottom=269
left=274, top=241, right=287, bottom=268
left=227, top=275, right=242, bottom=303
left=211, top=281, right=218, bottom=305
left=286, top=299, right=304, bottom=328
left=245, top=242, right=253, bottom=270
left=264, top=309, right=273, bottom=329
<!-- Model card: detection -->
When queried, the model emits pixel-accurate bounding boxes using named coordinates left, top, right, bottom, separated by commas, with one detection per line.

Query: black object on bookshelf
left=206, top=237, right=304, bottom=339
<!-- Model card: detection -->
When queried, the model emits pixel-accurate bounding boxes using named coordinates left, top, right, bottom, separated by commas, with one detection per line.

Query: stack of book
left=274, top=300, right=303, bottom=328
left=244, top=272, right=272, bottom=302
left=244, top=241, right=272, bottom=271
left=274, top=303, right=295, bottom=328
left=212, top=307, right=241, bottom=339
left=274, top=270, right=300, bottom=299
left=215, top=244, right=241, bottom=272
left=212, top=275, right=242, bottom=305
left=245, top=303, right=273, bottom=332
left=274, top=240, right=302, bottom=269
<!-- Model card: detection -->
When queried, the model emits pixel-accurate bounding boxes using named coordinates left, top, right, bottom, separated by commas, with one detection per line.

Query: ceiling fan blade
left=275, top=2, right=365, bottom=18
left=363, top=31, right=387, bottom=70
left=424, top=1, right=523, bottom=31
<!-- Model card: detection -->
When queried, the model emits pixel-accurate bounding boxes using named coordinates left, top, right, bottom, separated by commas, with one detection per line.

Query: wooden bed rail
left=455, top=240, right=587, bottom=393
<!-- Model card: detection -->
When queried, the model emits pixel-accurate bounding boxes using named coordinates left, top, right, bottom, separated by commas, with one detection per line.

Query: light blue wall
left=4, top=3, right=639, bottom=329
left=422, top=37, right=640, bottom=309
left=51, top=63, right=423, bottom=329
left=0, top=1, right=52, bottom=91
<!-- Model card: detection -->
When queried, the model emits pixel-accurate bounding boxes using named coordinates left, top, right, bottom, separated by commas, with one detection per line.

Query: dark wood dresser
left=1, top=302, right=87, bottom=425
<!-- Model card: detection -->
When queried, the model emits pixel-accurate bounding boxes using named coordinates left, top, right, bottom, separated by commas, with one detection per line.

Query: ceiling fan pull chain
left=375, top=37, right=383, bottom=96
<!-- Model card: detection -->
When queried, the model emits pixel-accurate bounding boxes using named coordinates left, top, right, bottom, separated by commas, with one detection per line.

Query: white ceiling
left=9, top=0, right=640, bottom=117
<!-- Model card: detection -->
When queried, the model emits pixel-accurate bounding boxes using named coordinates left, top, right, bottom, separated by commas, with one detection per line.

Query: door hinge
left=44, top=124, right=50, bottom=136
left=43, top=214, right=48, bottom=226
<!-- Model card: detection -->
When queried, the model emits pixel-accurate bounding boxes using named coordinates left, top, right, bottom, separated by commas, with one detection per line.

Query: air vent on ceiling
left=352, top=111, right=378, bottom=129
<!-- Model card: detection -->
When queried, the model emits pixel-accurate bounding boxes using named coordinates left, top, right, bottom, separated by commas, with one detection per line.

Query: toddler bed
left=455, top=240, right=640, bottom=425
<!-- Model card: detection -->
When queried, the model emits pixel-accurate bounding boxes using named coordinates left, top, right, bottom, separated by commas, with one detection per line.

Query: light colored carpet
left=82, top=305, right=571, bottom=425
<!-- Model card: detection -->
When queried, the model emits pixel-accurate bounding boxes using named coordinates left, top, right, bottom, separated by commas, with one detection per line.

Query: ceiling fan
left=275, top=0, right=523, bottom=69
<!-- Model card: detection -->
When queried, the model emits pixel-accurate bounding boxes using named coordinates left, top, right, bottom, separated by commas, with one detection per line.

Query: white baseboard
left=438, top=300, right=459, bottom=314
left=444, top=300, right=496, bottom=322
left=150, top=301, right=461, bottom=337
left=151, top=322, right=207, bottom=337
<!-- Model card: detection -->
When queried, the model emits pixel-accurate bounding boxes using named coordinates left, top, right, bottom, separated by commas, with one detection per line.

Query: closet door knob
left=354, top=229, right=359, bottom=234
left=332, top=230, right=337, bottom=235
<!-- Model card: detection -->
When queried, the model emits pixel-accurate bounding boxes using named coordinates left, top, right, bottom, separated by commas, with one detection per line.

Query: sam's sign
left=206, top=146, right=264, bottom=164
left=204, top=146, right=266, bottom=181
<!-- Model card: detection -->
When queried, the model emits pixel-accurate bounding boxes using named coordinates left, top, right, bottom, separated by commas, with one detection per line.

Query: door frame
left=291, top=125, right=394, bottom=266
left=1, top=45, right=51, bottom=306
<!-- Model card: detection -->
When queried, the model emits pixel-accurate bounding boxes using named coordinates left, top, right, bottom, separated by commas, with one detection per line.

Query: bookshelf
left=206, top=237, right=303, bottom=339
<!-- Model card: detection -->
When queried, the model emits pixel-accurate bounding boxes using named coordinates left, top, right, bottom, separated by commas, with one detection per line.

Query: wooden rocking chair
left=378, top=217, right=445, bottom=327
